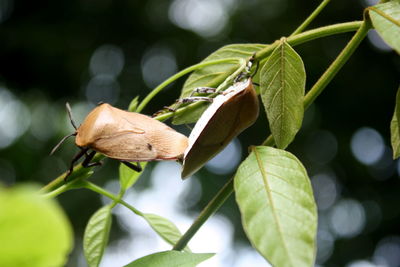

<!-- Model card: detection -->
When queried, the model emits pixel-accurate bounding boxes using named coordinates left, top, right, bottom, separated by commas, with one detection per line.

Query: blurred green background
left=1, top=0, right=399, bottom=266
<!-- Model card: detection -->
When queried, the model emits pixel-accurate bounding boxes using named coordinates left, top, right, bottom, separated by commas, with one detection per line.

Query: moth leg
left=121, top=161, right=142, bottom=172
left=152, top=106, right=175, bottom=117
left=65, top=147, right=88, bottom=181
left=178, top=96, right=213, bottom=104
left=190, top=87, right=216, bottom=96
left=234, top=53, right=258, bottom=82
left=82, top=150, right=102, bottom=168
left=153, top=96, right=213, bottom=117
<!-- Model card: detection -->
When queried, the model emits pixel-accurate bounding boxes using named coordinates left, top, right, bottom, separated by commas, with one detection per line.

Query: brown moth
left=52, top=103, right=188, bottom=179
left=181, top=77, right=259, bottom=179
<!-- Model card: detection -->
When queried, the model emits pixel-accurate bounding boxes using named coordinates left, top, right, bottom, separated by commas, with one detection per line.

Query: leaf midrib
left=253, top=147, right=294, bottom=267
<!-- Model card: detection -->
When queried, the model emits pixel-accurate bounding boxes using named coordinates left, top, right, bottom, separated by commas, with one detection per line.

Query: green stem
left=40, top=153, right=104, bottom=193
left=262, top=20, right=371, bottom=146
left=154, top=22, right=362, bottom=122
left=290, top=0, right=332, bottom=36
left=173, top=20, right=371, bottom=248
left=42, top=184, right=69, bottom=199
left=153, top=58, right=247, bottom=122
left=84, top=181, right=142, bottom=216
left=257, top=21, right=362, bottom=59
left=304, top=21, right=371, bottom=109
left=173, top=177, right=234, bottom=251
left=41, top=21, right=363, bottom=194
left=136, top=58, right=240, bottom=113
left=146, top=22, right=362, bottom=122
left=110, top=189, right=126, bottom=209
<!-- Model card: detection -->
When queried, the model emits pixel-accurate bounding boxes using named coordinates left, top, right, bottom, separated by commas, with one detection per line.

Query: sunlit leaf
left=260, top=39, right=306, bottom=149
left=181, top=44, right=265, bottom=98
left=234, top=146, right=317, bottom=267
left=173, top=43, right=265, bottom=125
left=391, top=87, right=400, bottom=158
left=370, top=1, right=400, bottom=54
left=119, top=162, right=147, bottom=190
left=124, top=251, right=214, bottom=267
left=83, top=205, right=113, bottom=267
left=142, top=213, right=190, bottom=252
left=0, top=185, right=73, bottom=267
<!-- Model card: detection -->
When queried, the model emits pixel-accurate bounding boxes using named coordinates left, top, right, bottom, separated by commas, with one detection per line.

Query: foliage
left=123, top=251, right=214, bottom=267
left=260, top=38, right=306, bottom=149
left=2, top=0, right=399, bottom=266
left=0, top=185, right=73, bottom=267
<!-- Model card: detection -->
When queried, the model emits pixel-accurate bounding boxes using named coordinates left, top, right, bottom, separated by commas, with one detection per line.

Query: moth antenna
left=50, top=132, right=77, bottom=155
left=66, top=102, right=78, bottom=130
left=250, top=60, right=259, bottom=78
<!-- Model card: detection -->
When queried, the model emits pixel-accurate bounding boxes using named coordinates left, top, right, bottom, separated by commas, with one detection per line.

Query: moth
left=52, top=103, right=188, bottom=179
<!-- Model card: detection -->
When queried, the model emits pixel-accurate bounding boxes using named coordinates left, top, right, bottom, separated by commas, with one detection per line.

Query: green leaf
left=129, top=96, right=140, bottom=112
left=173, top=43, right=265, bottom=125
left=119, top=162, right=147, bottom=190
left=391, top=114, right=399, bottom=158
left=234, top=146, right=317, bottom=267
left=260, top=39, right=306, bottom=149
left=83, top=205, right=113, bottom=267
left=142, top=213, right=190, bottom=252
left=124, top=251, right=214, bottom=267
left=181, top=43, right=265, bottom=98
left=370, top=1, right=400, bottom=54
left=0, top=184, right=73, bottom=267
left=391, top=87, right=400, bottom=158
left=172, top=102, right=210, bottom=125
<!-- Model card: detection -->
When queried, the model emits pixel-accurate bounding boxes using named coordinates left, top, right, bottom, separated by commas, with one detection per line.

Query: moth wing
left=182, top=98, right=242, bottom=178
left=120, top=109, right=189, bottom=160
left=182, top=81, right=259, bottom=179
left=145, top=129, right=188, bottom=160
left=92, top=130, right=158, bottom=161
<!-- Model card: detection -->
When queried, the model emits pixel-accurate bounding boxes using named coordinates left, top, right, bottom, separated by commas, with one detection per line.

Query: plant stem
left=173, top=177, right=234, bottom=251
left=154, top=22, right=362, bottom=122
left=41, top=21, right=363, bottom=194
left=84, top=181, right=142, bottom=216
left=40, top=153, right=104, bottom=193
left=136, top=58, right=240, bottom=113
left=257, top=21, right=362, bottom=59
left=174, top=20, right=371, bottom=249
left=42, top=184, right=69, bottom=199
left=290, top=0, right=332, bottom=36
left=304, top=21, right=371, bottom=108
left=262, top=20, right=371, bottom=146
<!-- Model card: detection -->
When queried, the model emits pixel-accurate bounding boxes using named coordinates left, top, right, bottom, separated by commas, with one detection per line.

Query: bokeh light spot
left=206, top=138, right=242, bottom=175
left=232, top=245, right=272, bottom=267
left=367, top=30, right=393, bottom=52
left=30, top=102, right=58, bottom=141
left=346, top=260, right=378, bottom=267
left=329, top=199, right=366, bottom=238
left=373, top=236, right=400, bottom=267
left=316, top=229, right=335, bottom=264
left=169, top=0, right=233, bottom=38
left=89, top=44, right=125, bottom=77
left=0, top=87, right=31, bottom=149
left=312, top=173, right=339, bottom=210
left=141, top=46, right=177, bottom=88
left=85, top=75, right=120, bottom=105
left=351, top=127, right=385, bottom=165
